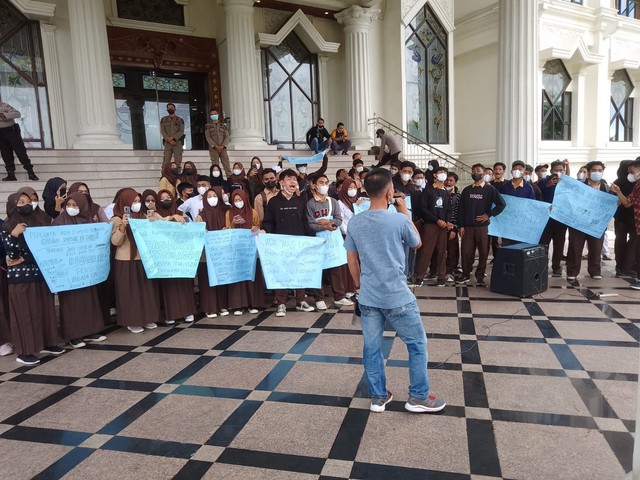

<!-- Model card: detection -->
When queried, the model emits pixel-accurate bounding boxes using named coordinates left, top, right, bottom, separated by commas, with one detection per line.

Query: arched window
left=404, top=4, right=448, bottom=144
left=541, top=59, right=572, bottom=141
left=610, top=69, right=634, bottom=142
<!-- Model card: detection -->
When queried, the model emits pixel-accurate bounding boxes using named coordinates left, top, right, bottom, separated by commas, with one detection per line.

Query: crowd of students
left=0, top=152, right=639, bottom=367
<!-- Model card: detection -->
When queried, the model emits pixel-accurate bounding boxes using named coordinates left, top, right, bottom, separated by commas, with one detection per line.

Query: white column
left=39, top=23, right=67, bottom=149
left=224, top=0, right=270, bottom=149
left=318, top=54, right=330, bottom=120
left=68, top=0, right=128, bottom=149
left=336, top=6, right=380, bottom=150
left=496, top=0, right=538, bottom=167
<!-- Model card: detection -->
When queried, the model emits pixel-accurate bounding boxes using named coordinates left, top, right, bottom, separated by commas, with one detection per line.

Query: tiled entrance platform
left=0, top=272, right=637, bottom=479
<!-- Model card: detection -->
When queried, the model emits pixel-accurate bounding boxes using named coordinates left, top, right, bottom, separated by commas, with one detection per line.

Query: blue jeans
left=359, top=300, right=429, bottom=399
left=309, top=138, right=329, bottom=153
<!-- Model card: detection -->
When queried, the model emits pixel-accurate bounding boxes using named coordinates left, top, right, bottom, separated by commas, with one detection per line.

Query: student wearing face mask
left=53, top=193, right=107, bottom=348
left=483, top=167, right=493, bottom=185
left=306, top=118, right=332, bottom=154
left=228, top=162, right=250, bottom=196
left=1, top=188, right=59, bottom=365
left=155, top=190, right=185, bottom=223
left=68, top=182, right=109, bottom=223
left=306, top=174, right=353, bottom=308
left=159, top=161, right=180, bottom=198
left=111, top=188, right=160, bottom=333
left=329, top=169, right=349, bottom=199
left=204, top=109, right=231, bottom=176
left=393, top=161, right=418, bottom=197
left=263, top=169, right=315, bottom=316
left=247, top=156, right=264, bottom=199
left=565, top=161, right=610, bottom=281
left=196, top=188, right=231, bottom=317
left=539, top=160, right=570, bottom=277
left=611, top=160, right=638, bottom=277
left=337, top=177, right=362, bottom=296
left=176, top=182, right=194, bottom=208
left=611, top=159, right=640, bottom=289
left=160, top=103, right=185, bottom=170
left=255, top=168, right=279, bottom=224
left=413, top=170, right=426, bottom=192
left=42, top=177, right=67, bottom=219
left=349, top=156, right=366, bottom=190
left=178, top=175, right=212, bottom=221
left=209, top=164, right=230, bottom=192
left=444, top=173, right=461, bottom=283
left=179, top=161, right=199, bottom=188
left=425, top=160, right=439, bottom=184
left=295, top=153, right=329, bottom=196
left=576, top=166, right=588, bottom=182
left=524, top=164, right=542, bottom=200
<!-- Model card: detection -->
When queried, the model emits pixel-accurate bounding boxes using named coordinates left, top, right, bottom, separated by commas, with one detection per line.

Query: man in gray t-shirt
left=345, top=168, right=445, bottom=414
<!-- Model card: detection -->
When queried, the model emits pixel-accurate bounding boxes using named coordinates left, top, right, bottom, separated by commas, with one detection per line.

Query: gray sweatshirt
left=378, top=132, right=402, bottom=160
left=306, top=196, right=343, bottom=233
left=0, top=103, right=21, bottom=129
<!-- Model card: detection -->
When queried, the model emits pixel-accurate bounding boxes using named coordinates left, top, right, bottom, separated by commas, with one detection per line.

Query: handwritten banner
left=256, top=234, right=326, bottom=289
left=488, top=196, right=551, bottom=244
left=550, top=175, right=618, bottom=238
left=282, top=150, right=327, bottom=165
left=129, top=219, right=205, bottom=278
left=353, top=199, right=398, bottom=215
left=24, top=223, right=111, bottom=293
left=316, top=228, right=347, bottom=269
left=204, top=229, right=257, bottom=286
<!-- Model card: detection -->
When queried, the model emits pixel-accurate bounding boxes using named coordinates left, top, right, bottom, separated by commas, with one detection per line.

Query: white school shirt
left=178, top=195, right=204, bottom=220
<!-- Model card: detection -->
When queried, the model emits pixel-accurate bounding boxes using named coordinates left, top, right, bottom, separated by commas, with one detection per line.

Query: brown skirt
left=8, top=281, right=58, bottom=355
left=114, top=260, right=160, bottom=327
left=0, top=269, right=11, bottom=344
left=160, top=278, right=196, bottom=320
left=227, top=261, right=267, bottom=310
left=197, top=263, right=228, bottom=313
left=59, top=286, right=105, bottom=340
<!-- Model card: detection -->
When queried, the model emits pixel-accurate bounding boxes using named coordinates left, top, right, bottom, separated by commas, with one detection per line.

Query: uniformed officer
left=160, top=103, right=185, bottom=170
left=204, top=109, right=231, bottom=177
left=0, top=102, right=39, bottom=181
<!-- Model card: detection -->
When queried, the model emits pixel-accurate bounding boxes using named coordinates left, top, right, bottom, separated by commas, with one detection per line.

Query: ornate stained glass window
left=262, top=33, right=318, bottom=149
left=610, top=69, right=634, bottom=142
left=405, top=4, right=448, bottom=144
left=541, top=59, right=572, bottom=141
left=142, top=75, right=188, bottom=93
left=116, top=0, right=185, bottom=26
left=0, top=1, right=52, bottom=148
left=112, top=73, right=126, bottom=88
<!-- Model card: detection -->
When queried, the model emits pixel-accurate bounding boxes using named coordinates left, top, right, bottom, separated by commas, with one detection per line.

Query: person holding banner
left=540, top=160, right=570, bottom=277
left=345, top=168, right=445, bottom=413
left=500, top=161, right=536, bottom=247
left=111, top=189, right=160, bottom=333
left=196, top=187, right=231, bottom=317
left=565, top=161, right=609, bottom=281
left=263, top=169, right=315, bottom=316
left=295, top=154, right=329, bottom=195
left=52, top=192, right=107, bottom=348
left=254, top=168, right=279, bottom=224
left=1, top=188, right=61, bottom=365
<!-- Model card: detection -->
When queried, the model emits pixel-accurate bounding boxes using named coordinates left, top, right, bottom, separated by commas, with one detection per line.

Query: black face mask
left=472, top=173, right=483, bottom=181
left=170, top=168, right=179, bottom=175
left=17, top=205, right=33, bottom=215
left=160, top=200, right=173, bottom=209
left=167, top=109, right=175, bottom=114
left=183, top=168, right=194, bottom=175
left=265, top=180, right=277, bottom=189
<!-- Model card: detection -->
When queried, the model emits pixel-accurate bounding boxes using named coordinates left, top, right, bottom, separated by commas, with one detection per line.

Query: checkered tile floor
left=0, top=268, right=638, bottom=479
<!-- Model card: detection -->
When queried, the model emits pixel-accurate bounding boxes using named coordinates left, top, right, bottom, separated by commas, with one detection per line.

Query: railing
left=368, top=117, right=472, bottom=180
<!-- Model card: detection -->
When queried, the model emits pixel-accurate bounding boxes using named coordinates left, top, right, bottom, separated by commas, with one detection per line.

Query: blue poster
left=353, top=200, right=399, bottom=215
left=282, top=150, right=326, bottom=165
left=204, top=229, right=257, bottom=286
left=488, top=196, right=551, bottom=244
left=129, top=219, right=205, bottom=278
left=24, top=223, right=111, bottom=293
left=550, top=175, right=618, bottom=238
left=256, top=234, right=326, bottom=289
left=316, top=228, right=348, bottom=269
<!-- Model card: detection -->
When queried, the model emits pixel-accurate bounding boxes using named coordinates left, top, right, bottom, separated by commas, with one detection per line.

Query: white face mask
left=145, top=201, right=154, bottom=209
left=427, top=165, right=434, bottom=171
left=628, top=173, right=638, bottom=183
left=66, top=207, right=80, bottom=217
left=445, top=186, right=454, bottom=192
left=212, top=170, right=221, bottom=178
left=298, top=166, right=307, bottom=174
left=197, top=186, right=207, bottom=196
left=415, top=179, right=425, bottom=188
left=234, top=200, right=244, bottom=209
left=555, top=171, right=563, bottom=178
left=401, top=173, right=412, bottom=182
left=436, top=173, right=447, bottom=182
left=222, top=194, right=229, bottom=203
left=130, top=202, right=141, bottom=213
left=31, top=201, right=38, bottom=210
left=511, top=170, right=523, bottom=179
left=207, top=196, right=218, bottom=207
left=233, top=168, right=242, bottom=176
left=590, top=171, right=603, bottom=182
left=483, top=174, right=492, bottom=183
left=577, top=172, right=587, bottom=181
left=524, top=174, right=532, bottom=182
left=317, top=185, right=329, bottom=196
left=356, top=166, right=364, bottom=173
left=253, top=162, right=261, bottom=169
left=347, top=189, right=358, bottom=198
left=539, top=171, right=549, bottom=179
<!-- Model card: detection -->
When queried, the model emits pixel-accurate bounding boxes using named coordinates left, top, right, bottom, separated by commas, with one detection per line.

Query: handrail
left=368, top=116, right=472, bottom=174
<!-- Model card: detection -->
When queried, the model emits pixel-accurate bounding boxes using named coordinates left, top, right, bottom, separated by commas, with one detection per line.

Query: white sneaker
left=296, top=301, right=315, bottom=312
left=248, top=308, right=259, bottom=314
left=591, top=275, right=602, bottom=280
left=445, top=274, right=454, bottom=283
left=128, top=326, right=144, bottom=334
left=0, top=342, right=13, bottom=356
left=234, top=310, right=243, bottom=316
left=315, top=301, right=328, bottom=310
left=206, top=312, right=217, bottom=318
left=334, top=298, right=354, bottom=307
left=219, top=309, right=230, bottom=317
left=184, top=314, right=194, bottom=322
left=109, top=307, right=117, bottom=317
left=276, top=304, right=286, bottom=317
left=345, top=292, right=355, bottom=299
left=144, top=323, right=157, bottom=330
left=165, top=319, right=176, bottom=326
left=567, top=276, right=577, bottom=281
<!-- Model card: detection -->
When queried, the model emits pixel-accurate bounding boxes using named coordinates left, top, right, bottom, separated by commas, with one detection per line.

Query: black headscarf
left=42, top=177, right=66, bottom=218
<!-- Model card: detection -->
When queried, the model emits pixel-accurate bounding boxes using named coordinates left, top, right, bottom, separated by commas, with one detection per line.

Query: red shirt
left=629, top=182, right=640, bottom=235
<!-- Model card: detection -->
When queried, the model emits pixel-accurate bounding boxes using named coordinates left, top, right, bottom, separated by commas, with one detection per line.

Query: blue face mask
left=211, top=114, right=219, bottom=121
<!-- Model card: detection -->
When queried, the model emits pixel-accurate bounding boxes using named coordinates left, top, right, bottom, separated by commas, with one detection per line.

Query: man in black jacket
left=306, top=118, right=331, bottom=154
left=457, top=163, right=506, bottom=286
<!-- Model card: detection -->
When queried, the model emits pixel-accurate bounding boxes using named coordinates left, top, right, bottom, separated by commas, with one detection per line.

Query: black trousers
left=614, top=219, right=637, bottom=272
left=540, top=219, right=567, bottom=271
left=0, top=124, right=33, bottom=173
left=376, top=151, right=400, bottom=167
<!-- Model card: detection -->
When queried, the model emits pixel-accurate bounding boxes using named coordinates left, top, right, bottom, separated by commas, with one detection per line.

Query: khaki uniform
left=204, top=121, right=231, bottom=176
left=160, top=115, right=185, bottom=169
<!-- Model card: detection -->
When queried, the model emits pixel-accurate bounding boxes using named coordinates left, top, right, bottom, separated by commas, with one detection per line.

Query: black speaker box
left=490, top=243, right=548, bottom=297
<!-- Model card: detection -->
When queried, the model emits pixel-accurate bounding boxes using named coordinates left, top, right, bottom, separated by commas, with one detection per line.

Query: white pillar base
left=227, top=142, right=277, bottom=151
left=73, top=135, right=132, bottom=150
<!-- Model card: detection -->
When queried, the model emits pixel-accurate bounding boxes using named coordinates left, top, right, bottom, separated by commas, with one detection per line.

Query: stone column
left=496, top=0, right=538, bottom=167
left=39, top=24, right=67, bottom=149
left=68, top=0, right=128, bottom=149
left=224, top=0, right=270, bottom=149
left=336, top=6, right=380, bottom=150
